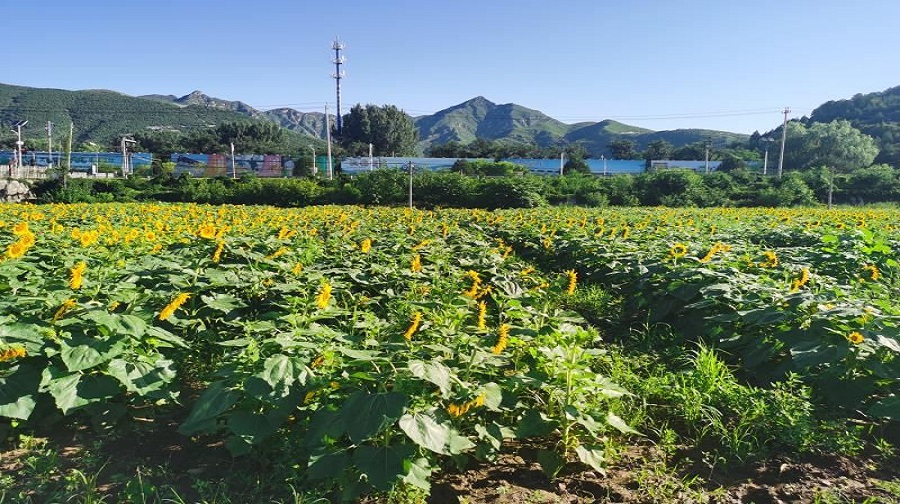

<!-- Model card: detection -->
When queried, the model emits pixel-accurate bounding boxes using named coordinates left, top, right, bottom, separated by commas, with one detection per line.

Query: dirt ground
left=2, top=421, right=898, bottom=503
left=428, top=443, right=900, bottom=504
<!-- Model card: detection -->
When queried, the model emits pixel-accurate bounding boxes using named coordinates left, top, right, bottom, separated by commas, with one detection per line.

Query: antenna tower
left=332, top=38, right=345, bottom=136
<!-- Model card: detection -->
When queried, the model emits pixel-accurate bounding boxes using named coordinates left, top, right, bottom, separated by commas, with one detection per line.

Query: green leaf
left=201, top=293, right=247, bottom=313
left=259, top=354, right=302, bottom=396
left=339, top=391, right=407, bottom=443
left=575, top=445, right=606, bottom=474
left=40, top=369, right=120, bottom=415
left=179, top=382, right=239, bottom=435
left=537, top=448, right=566, bottom=478
left=606, top=412, right=640, bottom=435
left=869, top=396, right=900, bottom=420
left=145, top=326, right=189, bottom=348
left=481, top=382, right=503, bottom=410
left=516, top=409, right=557, bottom=438
left=399, top=412, right=450, bottom=455
left=117, top=314, right=148, bottom=338
left=307, top=450, right=350, bottom=481
left=353, top=444, right=414, bottom=491
left=739, top=307, right=788, bottom=326
left=228, top=411, right=276, bottom=445
left=403, top=457, right=433, bottom=491
left=304, top=409, right=346, bottom=447
left=0, top=364, right=40, bottom=420
left=59, top=337, right=125, bottom=372
left=107, top=358, right=176, bottom=397
left=408, top=359, right=452, bottom=398
left=448, top=428, right=475, bottom=454
left=0, top=323, right=44, bottom=354
left=224, top=435, right=253, bottom=457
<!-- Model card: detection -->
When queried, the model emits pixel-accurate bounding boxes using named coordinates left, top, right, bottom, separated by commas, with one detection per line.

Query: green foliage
left=340, top=104, right=419, bottom=157
left=450, top=159, right=529, bottom=177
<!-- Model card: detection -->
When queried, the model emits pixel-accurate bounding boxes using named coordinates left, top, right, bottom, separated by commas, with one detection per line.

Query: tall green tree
left=644, top=139, right=674, bottom=168
left=339, top=104, right=419, bottom=157
left=797, top=120, right=879, bottom=171
left=607, top=139, right=637, bottom=159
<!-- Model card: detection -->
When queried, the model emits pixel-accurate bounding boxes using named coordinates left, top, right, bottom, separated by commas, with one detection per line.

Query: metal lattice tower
left=332, top=38, right=345, bottom=136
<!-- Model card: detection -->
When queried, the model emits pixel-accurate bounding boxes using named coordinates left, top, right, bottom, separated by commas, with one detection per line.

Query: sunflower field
left=0, top=203, right=897, bottom=500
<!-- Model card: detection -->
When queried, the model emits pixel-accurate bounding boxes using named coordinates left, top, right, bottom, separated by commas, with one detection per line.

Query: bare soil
left=2, top=422, right=898, bottom=503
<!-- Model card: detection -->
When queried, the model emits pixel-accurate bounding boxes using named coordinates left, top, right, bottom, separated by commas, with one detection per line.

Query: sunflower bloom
left=790, top=267, right=811, bottom=293
left=359, top=238, right=372, bottom=253
left=53, top=298, right=77, bottom=322
left=0, top=346, right=27, bottom=362
left=316, top=282, right=332, bottom=310
left=212, top=241, right=225, bottom=263
left=463, top=270, right=482, bottom=298
left=476, top=301, right=487, bottom=330
left=847, top=331, right=864, bottom=344
left=861, top=264, right=880, bottom=282
left=699, top=243, right=729, bottom=263
left=403, top=312, right=423, bottom=341
left=159, top=292, right=190, bottom=321
left=447, top=393, right=487, bottom=418
left=759, top=251, right=779, bottom=268
left=12, top=221, right=29, bottom=236
left=266, top=247, right=288, bottom=260
left=69, top=262, right=87, bottom=290
left=198, top=224, right=217, bottom=240
left=669, top=243, right=688, bottom=258
left=410, top=254, right=422, bottom=273
left=492, top=324, right=510, bottom=354
left=5, top=241, right=27, bottom=259
left=565, top=269, right=577, bottom=295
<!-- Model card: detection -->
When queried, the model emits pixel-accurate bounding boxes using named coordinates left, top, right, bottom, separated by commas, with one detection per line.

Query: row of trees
left=31, top=164, right=900, bottom=209
left=331, top=105, right=887, bottom=179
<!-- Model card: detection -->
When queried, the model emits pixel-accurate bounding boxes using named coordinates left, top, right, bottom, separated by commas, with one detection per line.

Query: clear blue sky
left=9, top=0, right=900, bottom=134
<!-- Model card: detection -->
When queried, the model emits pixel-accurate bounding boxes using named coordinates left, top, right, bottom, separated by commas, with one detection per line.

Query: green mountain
left=806, top=85, right=900, bottom=165
left=0, top=83, right=312, bottom=150
left=0, top=83, right=748, bottom=157
left=414, top=97, right=747, bottom=156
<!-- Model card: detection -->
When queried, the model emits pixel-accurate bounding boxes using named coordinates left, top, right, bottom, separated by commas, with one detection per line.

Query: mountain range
left=140, top=91, right=748, bottom=154
left=2, top=82, right=898, bottom=162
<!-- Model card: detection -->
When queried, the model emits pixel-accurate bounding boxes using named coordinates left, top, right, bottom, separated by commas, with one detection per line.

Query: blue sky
left=9, top=0, right=900, bottom=134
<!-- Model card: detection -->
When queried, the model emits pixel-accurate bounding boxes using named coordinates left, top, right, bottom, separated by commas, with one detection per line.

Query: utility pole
left=762, top=137, right=773, bottom=175
left=559, top=151, right=565, bottom=175
left=46, top=121, right=53, bottom=168
left=601, top=154, right=607, bottom=176
left=408, top=161, right=414, bottom=209
left=325, top=103, right=333, bottom=180
left=121, top=136, right=136, bottom=178
left=66, top=123, right=73, bottom=181
left=704, top=140, right=710, bottom=174
left=309, top=145, right=316, bottom=175
left=777, top=107, right=790, bottom=179
left=12, top=120, right=27, bottom=174
left=230, top=142, right=236, bottom=179
left=332, top=38, right=345, bottom=136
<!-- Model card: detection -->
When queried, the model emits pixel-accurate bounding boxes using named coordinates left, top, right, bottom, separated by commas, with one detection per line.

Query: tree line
left=30, top=162, right=900, bottom=209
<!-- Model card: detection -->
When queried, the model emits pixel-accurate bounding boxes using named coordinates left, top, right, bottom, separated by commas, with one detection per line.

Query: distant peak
left=461, top=96, right=494, bottom=106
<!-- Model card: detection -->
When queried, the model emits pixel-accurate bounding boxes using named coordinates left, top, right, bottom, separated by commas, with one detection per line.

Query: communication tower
left=332, top=38, right=345, bottom=136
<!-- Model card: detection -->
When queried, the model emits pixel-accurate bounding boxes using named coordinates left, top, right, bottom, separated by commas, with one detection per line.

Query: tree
left=644, top=140, right=674, bottom=169
left=799, top=120, right=879, bottom=171
left=339, top=104, right=419, bottom=157
left=563, top=157, right=590, bottom=175
left=607, top=139, right=637, bottom=159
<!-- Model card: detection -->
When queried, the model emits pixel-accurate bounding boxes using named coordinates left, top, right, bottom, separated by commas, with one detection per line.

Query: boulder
left=0, top=179, right=34, bottom=202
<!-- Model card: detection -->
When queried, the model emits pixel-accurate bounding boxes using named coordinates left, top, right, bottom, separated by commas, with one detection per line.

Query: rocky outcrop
left=0, top=179, right=33, bottom=202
